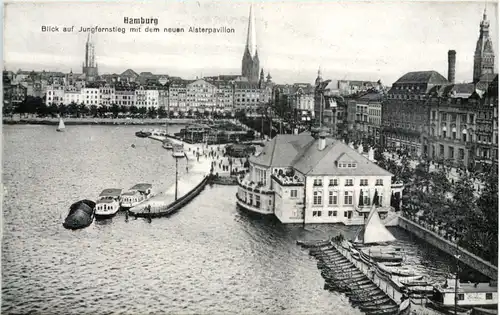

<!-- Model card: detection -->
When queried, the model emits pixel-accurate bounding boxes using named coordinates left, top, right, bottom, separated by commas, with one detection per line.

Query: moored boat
left=172, top=143, right=186, bottom=158
left=162, top=139, right=173, bottom=150
left=95, top=188, right=122, bottom=219
left=135, top=130, right=152, bottom=138
left=120, top=183, right=153, bottom=209
left=62, top=199, right=96, bottom=230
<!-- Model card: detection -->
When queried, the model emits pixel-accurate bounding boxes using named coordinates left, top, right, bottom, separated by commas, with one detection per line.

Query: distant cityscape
left=3, top=6, right=498, bottom=171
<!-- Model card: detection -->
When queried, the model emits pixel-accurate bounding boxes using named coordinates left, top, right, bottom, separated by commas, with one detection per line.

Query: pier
left=298, top=239, right=412, bottom=315
left=129, top=135, right=213, bottom=217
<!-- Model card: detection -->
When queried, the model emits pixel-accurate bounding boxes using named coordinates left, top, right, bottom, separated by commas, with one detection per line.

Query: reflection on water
left=2, top=125, right=466, bottom=314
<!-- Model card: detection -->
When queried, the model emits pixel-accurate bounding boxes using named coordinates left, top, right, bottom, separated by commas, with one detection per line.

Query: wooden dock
left=298, top=239, right=411, bottom=315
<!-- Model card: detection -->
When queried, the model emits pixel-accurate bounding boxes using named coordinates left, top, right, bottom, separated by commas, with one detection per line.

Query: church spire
left=245, top=4, right=257, bottom=58
left=473, top=7, right=495, bottom=83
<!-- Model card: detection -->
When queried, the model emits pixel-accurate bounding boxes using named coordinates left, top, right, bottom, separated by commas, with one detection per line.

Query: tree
left=120, top=105, right=129, bottom=116
left=147, top=107, right=157, bottom=119
left=138, top=106, right=147, bottom=118
left=67, top=102, right=78, bottom=117
left=90, top=105, right=98, bottom=117
left=129, top=105, right=138, bottom=116
left=58, top=104, right=67, bottom=117
left=157, top=107, right=166, bottom=118
left=78, top=103, right=89, bottom=117
left=110, top=104, right=120, bottom=118
left=477, top=168, right=498, bottom=264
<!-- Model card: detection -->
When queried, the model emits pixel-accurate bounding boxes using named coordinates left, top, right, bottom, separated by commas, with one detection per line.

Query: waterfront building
left=241, top=5, right=260, bottom=83
left=236, top=133, right=393, bottom=225
left=382, top=70, right=448, bottom=156
left=3, top=83, right=27, bottom=106
left=63, top=88, right=84, bottom=105
left=473, top=9, right=495, bottom=84
left=99, top=85, right=115, bottom=107
left=81, top=87, right=100, bottom=106
left=82, top=34, right=98, bottom=81
left=45, top=85, right=65, bottom=105
left=186, top=79, right=217, bottom=112
left=212, top=80, right=235, bottom=113
left=234, top=81, right=261, bottom=111
left=168, top=80, right=189, bottom=113
left=115, top=89, right=135, bottom=107
left=134, top=87, right=159, bottom=108
left=346, top=91, right=384, bottom=143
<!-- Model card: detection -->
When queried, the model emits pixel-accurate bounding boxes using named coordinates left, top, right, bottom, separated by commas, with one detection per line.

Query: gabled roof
left=249, top=134, right=314, bottom=167
left=393, top=71, right=448, bottom=85
left=292, top=139, right=392, bottom=176
left=120, top=69, right=140, bottom=78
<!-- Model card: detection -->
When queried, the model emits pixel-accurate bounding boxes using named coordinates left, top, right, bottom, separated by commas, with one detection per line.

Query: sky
left=3, top=0, right=499, bottom=85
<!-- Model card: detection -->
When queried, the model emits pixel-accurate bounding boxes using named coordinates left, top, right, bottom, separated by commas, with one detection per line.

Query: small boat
left=94, top=188, right=122, bottom=219
left=56, top=117, right=65, bottom=132
left=162, top=139, right=173, bottom=150
left=63, top=199, right=96, bottom=230
left=377, top=262, right=420, bottom=277
left=120, top=183, right=153, bottom=209
left=172, top=143, right=185, bottom=158
left=135, top=130, right=151, bottom=138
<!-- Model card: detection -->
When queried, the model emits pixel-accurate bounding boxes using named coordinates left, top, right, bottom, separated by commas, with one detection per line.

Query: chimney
left=318, top=131, right=326, bottom=151
left=448, top=50, right=456, bottom=84
left=368, top=147, right=375, bottom=162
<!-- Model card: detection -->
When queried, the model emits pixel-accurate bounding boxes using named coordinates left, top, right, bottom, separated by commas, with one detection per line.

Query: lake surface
left=2, top=125, right=466, bottom=314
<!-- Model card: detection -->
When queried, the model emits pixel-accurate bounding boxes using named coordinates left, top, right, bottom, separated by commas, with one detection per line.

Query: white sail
left=57, top=118, right=65, bottom=131
left=363, top=202, right=396, bottom=244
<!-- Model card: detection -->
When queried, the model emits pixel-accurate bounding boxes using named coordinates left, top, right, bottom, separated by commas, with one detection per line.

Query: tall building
left=241, top=5, right=260, bottom=83
left=473, top=9, right=495, bottom=83
left=82, top=33, right=98, bottom=80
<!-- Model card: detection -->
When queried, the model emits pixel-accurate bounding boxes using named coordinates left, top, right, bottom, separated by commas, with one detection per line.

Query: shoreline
left=2, top=117, right=197, bottom=126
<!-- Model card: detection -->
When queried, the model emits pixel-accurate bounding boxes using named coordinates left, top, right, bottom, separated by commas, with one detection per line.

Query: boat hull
left=63, top=199, right=96, bottom=230
left=56, top=129, right=64, bottom=132
left=94, top=210, right=120, bottom=220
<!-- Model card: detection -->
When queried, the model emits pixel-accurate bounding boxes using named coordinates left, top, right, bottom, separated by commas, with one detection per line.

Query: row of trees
left=375, top=149, right=498, bottom=265
left=3, top=97, right=238, bottom=120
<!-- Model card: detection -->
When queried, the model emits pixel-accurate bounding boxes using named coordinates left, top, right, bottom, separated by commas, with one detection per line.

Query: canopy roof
left=99, top=188, right=122, bottom=197
left=130, top=183, right=152, bottom=191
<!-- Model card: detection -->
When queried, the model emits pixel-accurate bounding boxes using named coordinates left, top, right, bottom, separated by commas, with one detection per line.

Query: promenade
left=3, top=116, right=197, bottom=126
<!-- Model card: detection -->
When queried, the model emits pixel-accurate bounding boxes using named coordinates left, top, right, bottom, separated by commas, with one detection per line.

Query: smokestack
left=448, top=50, right=456, bottom=84
left=318, top=131, right=326, bottom=151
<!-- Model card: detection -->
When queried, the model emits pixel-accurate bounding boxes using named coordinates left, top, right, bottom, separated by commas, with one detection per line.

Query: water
left=2, top=125, right=468, bottom=314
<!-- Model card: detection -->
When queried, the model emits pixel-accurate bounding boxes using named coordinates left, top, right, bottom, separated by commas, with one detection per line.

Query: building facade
left=382, top=70, right=449, bottom=156
left=236, top=134, right=394, bottom=225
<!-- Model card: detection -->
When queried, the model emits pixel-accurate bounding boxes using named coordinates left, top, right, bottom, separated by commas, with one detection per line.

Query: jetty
left=129, top=135, right=213, bottom=218
left=298, top=239, right=411, bottom=315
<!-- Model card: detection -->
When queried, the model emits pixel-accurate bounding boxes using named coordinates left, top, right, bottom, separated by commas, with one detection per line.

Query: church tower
left=473, top=8, right=495, bottom=83
left=82, top=33, right=98, bottom=80
left=241, top=5, right=260, bottom=83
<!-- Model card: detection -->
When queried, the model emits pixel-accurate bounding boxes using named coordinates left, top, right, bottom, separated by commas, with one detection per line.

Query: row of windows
left=312, top=190, right=383, bottom=207
left=312, top=178, right=384, bottom=187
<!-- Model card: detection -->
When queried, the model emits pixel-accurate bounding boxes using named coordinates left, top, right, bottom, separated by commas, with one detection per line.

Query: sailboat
left=57, top=117, right=65, bottom=132
left=352, top=190, right=404, bottom=262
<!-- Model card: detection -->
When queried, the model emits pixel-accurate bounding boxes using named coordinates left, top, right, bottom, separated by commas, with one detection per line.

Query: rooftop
left=129, top=183, right=152, bottom=192
left=99, top=188, right=122, bottom=197
left=394, top=71, right=448, bottom=85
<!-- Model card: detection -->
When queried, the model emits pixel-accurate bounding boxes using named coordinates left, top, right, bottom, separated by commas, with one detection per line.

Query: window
left=486, top=293, right=493, bottom=300
left=329, top=179, right=338, bottom=186
left=378, top=193, right=383, bottom=207
left=328, top=210, right=337, bottom=217
left=360, top=179, right=368, bottom=186
left=449, top=146, right=454, bottom=159
left=432, top=111, right=436, bottom=120
left=459, top=149, right=465, bottom=160
left=458, top=294, right=464, bottom=301
left=452, top=131, right=456, bottom=139
left=328, top=191, right=338, bottom=205
left=442, top=113, right=447, bottom=121
left=344, top=191, right=353, bottom=205
left=256, top=195, right=261, bottom=208
left=313, top=191, right=323, bottom=206
left=363, top=194, right=370, bottom=206
left=290, top=190, right=297, bottom=198
left=249, top=193, right=253, bottom=205
left=345, top=179, right=353, bottom=186
left=439, top=145, right=444, bottom=156
left=462, top=133, right=467, bottom=142
left=442, top=130, right=447, bottom=138
left=313, top=179, right=323, bottom=186
left=375, top=179, right=383, bottom=186
left=312, top=211, right=322, bottom=217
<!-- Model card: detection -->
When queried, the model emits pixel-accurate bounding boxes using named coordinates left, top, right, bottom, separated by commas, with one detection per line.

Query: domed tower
left=315, top=67, right=323, bottom=86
